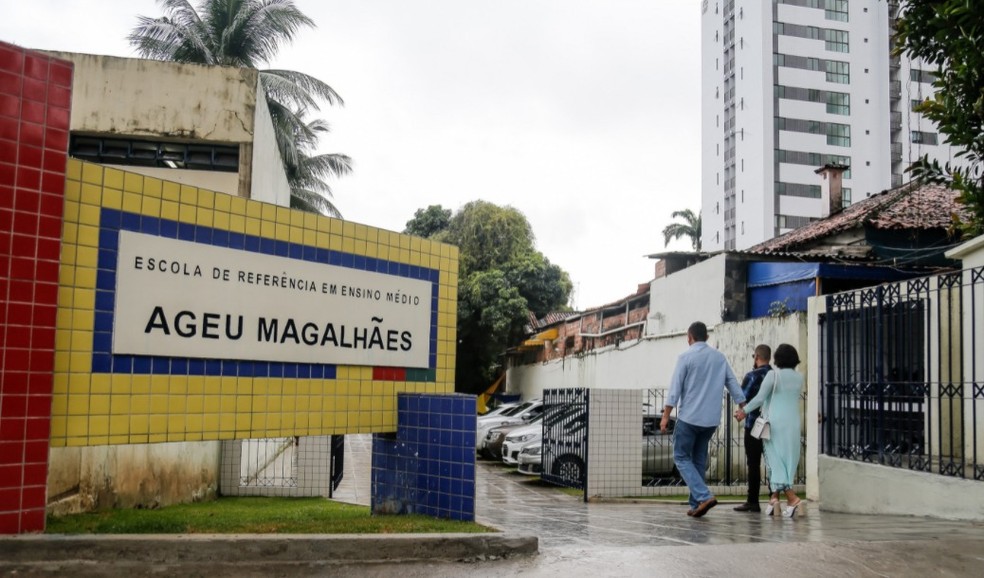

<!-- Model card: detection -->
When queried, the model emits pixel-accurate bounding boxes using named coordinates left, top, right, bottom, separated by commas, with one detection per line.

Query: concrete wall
left=648, top=255, right=727, bottom=337
left=249, top=83, right=292, bottom=207
left=51, top=52, right=258, bottom=142
left=49, top=51, right=291, bottom=206
left=819, top=456, right=984, bottom=521
left=508, top=313, right=808, bottom=403
left=47, top=442, right=220, bottom=514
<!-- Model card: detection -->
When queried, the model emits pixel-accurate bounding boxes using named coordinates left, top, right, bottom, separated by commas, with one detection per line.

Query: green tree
left=404, top=205, right=452, bottom=239
left=895, top=0, right=984, bottom=235
left=409, top=201, right=573, bottom=393
left=128, top=0, right=351, bottom=216
left=661, top=209, right=702, bottom=251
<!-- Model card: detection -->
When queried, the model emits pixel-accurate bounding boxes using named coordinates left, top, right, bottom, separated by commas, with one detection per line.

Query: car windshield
left=501, top=402, right=533, bottom=416
left=482, top=404, right=516, bottom=418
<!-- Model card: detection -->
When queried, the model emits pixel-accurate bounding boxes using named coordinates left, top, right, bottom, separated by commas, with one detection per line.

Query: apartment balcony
left=890, top=111, right=902, bottom=132
left=891, top=142, right=903, bottom=163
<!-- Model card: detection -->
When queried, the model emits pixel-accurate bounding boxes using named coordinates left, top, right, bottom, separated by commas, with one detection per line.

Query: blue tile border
left=91, top=208, right=442, bottom=377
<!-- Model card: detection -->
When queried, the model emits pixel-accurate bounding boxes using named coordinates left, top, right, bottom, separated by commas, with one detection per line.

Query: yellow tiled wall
left=51, top=159, right=458, bottom=447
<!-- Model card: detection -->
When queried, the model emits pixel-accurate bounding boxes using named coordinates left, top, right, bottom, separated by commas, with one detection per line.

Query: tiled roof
left=749, top=181, right=969, bottom=254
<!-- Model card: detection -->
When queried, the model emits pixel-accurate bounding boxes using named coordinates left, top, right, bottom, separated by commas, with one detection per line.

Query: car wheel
left=552, top=454, right=585, bottom=482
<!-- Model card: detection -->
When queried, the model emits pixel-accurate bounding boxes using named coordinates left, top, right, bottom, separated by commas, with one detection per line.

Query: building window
left=777, top=214, right=816, bottom=229
left=778, top=0, right=848, bottom=21
left=774, top=54, right=849, bottom=83
left=911, top=98, right=925, bottom=112
left=910, top=68, right=936, bottom=84
left=776, top=117, right=851, bottom=147
left=773, top=21, right=849, bottom=52
left=777, top=181, right=822, bottom=198
left=775, top=84, right=850, bottom=115
left=911, top=131, right=939, bottom=145
left=776, top=149, right=852, bottom=177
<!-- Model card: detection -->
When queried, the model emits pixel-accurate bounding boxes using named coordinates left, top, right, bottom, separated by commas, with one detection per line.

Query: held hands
left=734, top=408, right=747, bottom=421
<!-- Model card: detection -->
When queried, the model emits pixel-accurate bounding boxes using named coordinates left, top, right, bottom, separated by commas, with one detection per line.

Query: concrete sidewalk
left=3, top=434, right=983, bottom=576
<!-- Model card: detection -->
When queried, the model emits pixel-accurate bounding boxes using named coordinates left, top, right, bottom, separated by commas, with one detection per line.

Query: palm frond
left=261, top=69, right=344, bottom=108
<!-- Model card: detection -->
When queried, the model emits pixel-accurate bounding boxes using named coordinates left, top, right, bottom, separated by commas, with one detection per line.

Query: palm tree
left=662, top=209, right=702, bottom=252
left=128, top=0, right=350, bottom=215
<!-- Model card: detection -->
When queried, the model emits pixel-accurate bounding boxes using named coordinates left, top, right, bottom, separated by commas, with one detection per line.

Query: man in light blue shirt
left=660, top=321, right=745, bottom=517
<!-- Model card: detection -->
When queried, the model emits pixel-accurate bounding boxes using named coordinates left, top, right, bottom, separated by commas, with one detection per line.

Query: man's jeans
left=673, top=419, right=717, bottom=509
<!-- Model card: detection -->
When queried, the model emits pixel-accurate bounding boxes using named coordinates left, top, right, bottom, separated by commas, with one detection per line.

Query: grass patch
left=46, top=497, right=496, bottom=535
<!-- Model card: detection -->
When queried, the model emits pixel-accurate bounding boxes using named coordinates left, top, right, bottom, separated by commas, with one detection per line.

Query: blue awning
left=748, top=262, right=917, bottom=288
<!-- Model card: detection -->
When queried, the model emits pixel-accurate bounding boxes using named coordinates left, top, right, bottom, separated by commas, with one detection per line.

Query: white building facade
left=701, top=0, right=965, bottom=251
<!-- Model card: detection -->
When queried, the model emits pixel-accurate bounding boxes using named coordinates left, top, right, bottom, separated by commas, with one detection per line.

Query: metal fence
left=820, top=268, right=983, bottom=482
left=643, top=388, right=807, bottom=489
left=541, top=388, right=589, bottom=489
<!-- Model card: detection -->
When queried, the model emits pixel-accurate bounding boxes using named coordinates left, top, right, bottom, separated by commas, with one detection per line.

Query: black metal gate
left=821, top=273, right=983, bottom=481
left=328, top=434, right=345, bottom=496
left=541, top=388, right=589, bottom=492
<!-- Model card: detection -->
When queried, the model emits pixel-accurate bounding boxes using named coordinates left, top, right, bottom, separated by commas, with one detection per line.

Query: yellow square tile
left=203, top=396, right=221, bottom=414
left=262, top=204, right=277, bottom=222
left=80, top=183, right=101, bottom=207
left=62, top=200, right=80, bottom=225
left=168, top=397, right=187, bottom=414
left=123, top=171, right=144, bottom=193
left=342, top=221, right=355, bottom=238
left=261, top=221, right=275, bottom=238
left=246, top=217, right=261, bottom=236
left=220, top=415, right=236, bottom=432
left=185, top=416, right=203, bottom=436
left=230, top=196, right=247, bottom=215
left=66, top=159, right=82, bottom=180
left=289, top=225, right=303, bottom=244
left=213, top=211, right=230, bottom=230
left=198, top=188, right=215, bottom=209
left=112, top=374, right=134, bottom=393
left=179, top=204, right=196, bottom=224
left=276, top=223, right=290, bottom=241
left=148, top=433, right=167, bottom=443
left=214, top=192, right=232, bottom=212
left=150, top=415, right=167, bottom=434
left=162, top=181, right=180, bottom=201
left=130, top=395, right=149, bottom=414
left=76, top=246, right=98, bottom=268
left=180, top=185, right=198, bottom=205
left=151, top=375, right=171, bottom=394
left=144, top=176, right=163, bottom=197
left=89, top=374, right=111, bottom=395
left=246, top=201, right=262, bottom=219
left=103, top=167, right=124, bottom=189
left=101, top=188, right=123, bottom=210
left=81, top=163, right=103, bottom=185
left=89, top=415, right=109, bottom=432
left=123, top=191, right=142, bottom=214
left=69, top=352, right=91, bottom=373
left=236, top=413, right=251, bottom=431
left=130, top=415, right=149, bottom=434
left=168, top=415, right=186, bottom=435
left=109, top=415, right=129, bottom=436
left=186, top=396, right=203, bottom=413
left=303, top=212, right=317, bottom=230
left=303, top=230, right=316, bottom=246
left=204, top=415, right=220, bottom=433
left=71, top=308, right=94, bottom=330
left=66, top=416, right=88, bottom=438
left=162, top=200, right=180, bottom=221
left=196, top=207, right=213, bottom=226
left=142, top=195, right=162, bottom=217
left=65, top=181, right=82, bottom=203
left=342, top=238, right=354, bottom=253
left=150, top=395, right=168, bottom=414
left=230, top=213, right=246, bottom=233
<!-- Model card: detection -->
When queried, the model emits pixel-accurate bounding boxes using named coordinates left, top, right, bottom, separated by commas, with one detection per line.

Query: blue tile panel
left=93, top=208, right=440, bottom=377
left=371, top=393, right=476, bottom=521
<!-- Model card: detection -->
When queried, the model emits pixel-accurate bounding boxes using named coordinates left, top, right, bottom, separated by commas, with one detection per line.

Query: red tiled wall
left=0, top=41, right=72, bottom=534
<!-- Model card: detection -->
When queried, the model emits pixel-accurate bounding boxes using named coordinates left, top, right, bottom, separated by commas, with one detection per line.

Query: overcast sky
left=2, top=0, right=702, bottom=309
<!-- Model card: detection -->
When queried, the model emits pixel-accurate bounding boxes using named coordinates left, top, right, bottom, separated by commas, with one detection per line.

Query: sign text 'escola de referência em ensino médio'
left=112, top=230, right=433, bottom=368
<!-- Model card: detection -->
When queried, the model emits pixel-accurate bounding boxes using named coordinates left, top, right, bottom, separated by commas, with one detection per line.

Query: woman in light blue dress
left=737, top=343, right=803, bottom=518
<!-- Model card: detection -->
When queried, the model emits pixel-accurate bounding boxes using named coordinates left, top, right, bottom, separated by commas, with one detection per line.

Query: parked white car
left=476, top=399, right=543, bottom=454
left=501, top=421, right=542, bottom=466
left=516, top=441, right=543, bottom=475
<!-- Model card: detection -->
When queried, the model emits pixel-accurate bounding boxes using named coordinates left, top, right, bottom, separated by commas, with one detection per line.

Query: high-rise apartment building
left=701, top=0, right=963, bottom=251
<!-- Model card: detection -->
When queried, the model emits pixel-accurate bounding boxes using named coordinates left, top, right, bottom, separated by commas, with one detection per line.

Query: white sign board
left=113, top=230, right=433, bottom=368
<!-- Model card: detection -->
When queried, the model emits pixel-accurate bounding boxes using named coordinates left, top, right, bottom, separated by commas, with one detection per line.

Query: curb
left=0, top=533, right=539, bottom=565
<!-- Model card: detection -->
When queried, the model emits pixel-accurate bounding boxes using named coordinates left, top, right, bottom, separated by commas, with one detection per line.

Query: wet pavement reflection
left=336, top=434, right=984, bottom=550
